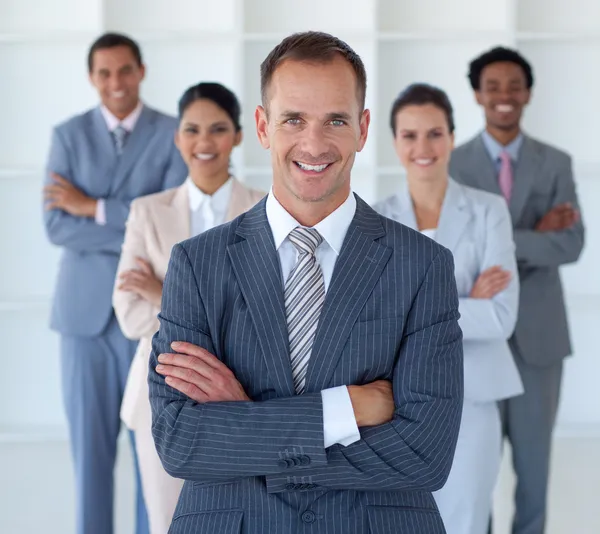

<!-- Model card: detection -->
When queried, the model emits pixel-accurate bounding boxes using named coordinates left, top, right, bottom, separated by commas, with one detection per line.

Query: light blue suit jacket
left=148, top=195, right=464, bottom=534
left=374, top=179, right=523, bottom=403
left=44, top=105, right=187, bottom=337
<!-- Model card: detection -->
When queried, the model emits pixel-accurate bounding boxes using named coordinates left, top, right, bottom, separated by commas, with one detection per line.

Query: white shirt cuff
left=321, top=385, right=360, bottom=448
left=95, top=198, right=106, bottom=225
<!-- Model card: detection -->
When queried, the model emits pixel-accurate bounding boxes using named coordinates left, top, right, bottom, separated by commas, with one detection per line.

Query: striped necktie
left=284, top=227, right=325, bottom=394
left=113, top=125, right=128, bottom=155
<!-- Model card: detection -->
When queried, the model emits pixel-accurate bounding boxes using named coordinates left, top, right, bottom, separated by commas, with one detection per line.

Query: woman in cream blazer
left=113, top=82, right=264, bottom=534
left=373, top=83, right=523, bottom=534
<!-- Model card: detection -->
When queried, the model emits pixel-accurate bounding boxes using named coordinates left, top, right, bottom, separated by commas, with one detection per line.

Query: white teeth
left=415, top=158, right=434, bottom=166
left=496, top=104, right=514, bottom=113
left=195, top=153, right=216, bottom=160
left=111, top=91, right=125, bottom=98
left=296, top=162, right=330, bottom=172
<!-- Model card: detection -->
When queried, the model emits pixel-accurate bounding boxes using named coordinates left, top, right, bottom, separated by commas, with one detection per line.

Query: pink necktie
left=498, top=151, right=513, bottom=202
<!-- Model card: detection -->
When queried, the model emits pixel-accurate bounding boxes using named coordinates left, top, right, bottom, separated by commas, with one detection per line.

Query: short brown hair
left=260, top=31, right=367, bottom=111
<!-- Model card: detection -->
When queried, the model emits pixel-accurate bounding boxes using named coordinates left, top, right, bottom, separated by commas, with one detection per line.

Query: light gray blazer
left=43, top=105, right=187, bottom=337
left=374, top=178, right=523, bottom=403
left=450, top=134, right=585, bottom=366
left=148, top=195, right=464, bottom=534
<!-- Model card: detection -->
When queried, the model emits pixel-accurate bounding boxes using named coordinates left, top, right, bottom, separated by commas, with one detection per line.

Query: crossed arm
left=149, top=243, right=463, bottom=492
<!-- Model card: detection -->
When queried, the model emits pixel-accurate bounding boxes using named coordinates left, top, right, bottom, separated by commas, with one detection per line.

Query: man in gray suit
left=43, top=33, right=187, bottom=534
left=148, top=31, right=464, bottom=533
left=449, top=47, right=585, bottom=534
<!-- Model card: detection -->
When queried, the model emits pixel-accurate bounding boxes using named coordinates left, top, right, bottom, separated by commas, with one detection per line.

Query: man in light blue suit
left=148, top=32, right=464, bottom=534
left=43, top=33, right=187, bottom=534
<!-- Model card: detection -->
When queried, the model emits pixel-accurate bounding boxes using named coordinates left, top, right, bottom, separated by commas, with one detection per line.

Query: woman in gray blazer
left=373, top=83, right=523, bottom=534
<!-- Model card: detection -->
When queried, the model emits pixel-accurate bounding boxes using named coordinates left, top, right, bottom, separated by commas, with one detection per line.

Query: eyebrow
left=279, top=111, right=353, bottom=121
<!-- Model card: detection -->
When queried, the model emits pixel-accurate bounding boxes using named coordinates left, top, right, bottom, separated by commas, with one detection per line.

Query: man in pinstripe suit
left=148, top=31, right=464, bottom=533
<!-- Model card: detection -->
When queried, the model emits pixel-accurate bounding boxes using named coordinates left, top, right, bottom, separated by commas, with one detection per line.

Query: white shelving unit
left=0, top=0, right=598, bottom=440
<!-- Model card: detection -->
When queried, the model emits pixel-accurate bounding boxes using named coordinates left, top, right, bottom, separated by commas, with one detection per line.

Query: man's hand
left=155, top=341, right=251, bottom=403
left=347, top=380, right=394, bottom=428
left=44, top=173, right=97, bottom=218
left=118, top=257, right=163, bottom=308
left=535, top=203, right=579, bottom=232
left=470, top=266, right=511, bottom=299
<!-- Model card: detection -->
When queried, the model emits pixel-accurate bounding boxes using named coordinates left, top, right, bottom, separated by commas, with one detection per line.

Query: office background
left=0, top=0, right=598, bottom=531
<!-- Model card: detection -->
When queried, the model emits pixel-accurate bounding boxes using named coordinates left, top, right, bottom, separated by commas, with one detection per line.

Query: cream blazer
left=113, top=179, right=265, bottom=429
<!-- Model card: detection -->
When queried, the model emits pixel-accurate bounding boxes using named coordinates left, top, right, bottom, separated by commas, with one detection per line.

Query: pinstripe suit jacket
left=149, top=194, right=464, bottom=534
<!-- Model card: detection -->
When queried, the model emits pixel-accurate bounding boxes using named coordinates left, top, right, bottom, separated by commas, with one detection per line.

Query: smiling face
left=255, top=56, right=370, bottom=214
left=89, top=45, right=145, bottom=120
left=175, top=98, right=241, bottom=191
left=476, top=61, right=531, bottom=133
left=393, top=103, right=454, bottom=183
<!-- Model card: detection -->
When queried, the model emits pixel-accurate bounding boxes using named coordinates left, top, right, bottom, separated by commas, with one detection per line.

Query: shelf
left=0, top=0, right=101, bottom=34
left=378, top=0, right=513, bottom=33
left=517, top=32, right=600, bottom=42
left=0, top=299, right=51, bottom=312
left=243, top=0, right=374, bottom=34
left=104, top=0, right=237, bottom=34
left=517, top=0, right=600, bottom=34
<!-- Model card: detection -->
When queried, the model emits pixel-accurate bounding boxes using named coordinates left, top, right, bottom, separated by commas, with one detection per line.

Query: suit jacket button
left=278, top=459, right=289, bottom=469
left=301, top=511, right=316, bottom=524
left=299, top=455, right=311, bottom=466
left=285, top=483, right=296, bottom=490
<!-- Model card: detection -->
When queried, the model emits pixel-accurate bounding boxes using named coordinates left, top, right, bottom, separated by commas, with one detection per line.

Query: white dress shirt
left=95, top=101, right=144, bottom=225
left=187, top=177, right=233, bottom=236
left=265, top=190, right=361, bottom=449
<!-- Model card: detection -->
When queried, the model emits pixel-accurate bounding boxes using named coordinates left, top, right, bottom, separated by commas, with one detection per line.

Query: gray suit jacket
left=149, top=195, right=464, bottom=534
left=449, top=134, right=585, bottom=366
left=44, top=105, right=187, bottom=337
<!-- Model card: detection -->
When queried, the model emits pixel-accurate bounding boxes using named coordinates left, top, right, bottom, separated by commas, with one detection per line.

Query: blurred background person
left=449, top=47, right=585, bottom=534
left=374, top=83, right=523, bottom=534
left=113, top=82, right=265, bottom=534
left=42, top=32, right=187, bottom=534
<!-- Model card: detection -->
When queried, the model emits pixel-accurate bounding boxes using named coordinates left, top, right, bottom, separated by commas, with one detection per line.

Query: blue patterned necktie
left=113, top=125, right=128, bottom=155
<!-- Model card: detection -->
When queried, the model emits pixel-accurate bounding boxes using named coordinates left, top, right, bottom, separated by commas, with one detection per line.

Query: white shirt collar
left=266, top=189, right=357, bottom=256
left=187, top=176, right=233, bottom=213
left=100, top=100, right=144, bottom=132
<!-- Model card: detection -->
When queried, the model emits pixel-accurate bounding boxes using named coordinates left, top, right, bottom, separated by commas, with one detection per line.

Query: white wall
left=0, top=0, right=598, bottom=440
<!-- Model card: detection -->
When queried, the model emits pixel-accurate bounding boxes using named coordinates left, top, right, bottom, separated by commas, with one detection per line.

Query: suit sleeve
left=275, top=248, right=464, bottom=493
left=149, top=243, right=329, bottom=482
left=458, top=199, right=519, bottom=340
left=513, top=155, right=585, bottom=267
left=112, top=200, right=161, bottom=340
left=43, top=127, right=124, bottom=254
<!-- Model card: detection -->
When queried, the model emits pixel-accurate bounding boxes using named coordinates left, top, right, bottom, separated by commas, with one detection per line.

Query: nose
left=297, top=123, right=330, bottom=160
left=414, top=135, right=433, bottom=157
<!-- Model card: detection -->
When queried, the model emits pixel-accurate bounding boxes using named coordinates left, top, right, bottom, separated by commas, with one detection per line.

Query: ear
left=356, top=108, right=371, bottom=153
left=474, top=90, right=484, bottom=107
left=233, top=129, right=243, bottom=147
left=174, top=129, right=181, bottom=151
left=138, top=63, right=146, bottom=82
left=255, top=105, right=270, bottom=149
left=449, top=131, right=455, bottom=151
left=524, top=88, right=532, bottom=106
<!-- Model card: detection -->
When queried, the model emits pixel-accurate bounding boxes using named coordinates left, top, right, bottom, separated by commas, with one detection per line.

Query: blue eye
left=285, top=118, right=301, bottom=125
left=330, top=119, right=346, bottom=127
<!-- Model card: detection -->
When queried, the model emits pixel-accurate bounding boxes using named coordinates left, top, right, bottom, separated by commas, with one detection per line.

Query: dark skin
left=475, top=61, right=579, bottom=232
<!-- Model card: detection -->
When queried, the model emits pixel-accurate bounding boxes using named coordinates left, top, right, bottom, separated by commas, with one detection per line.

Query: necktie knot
left=288, top=227, right=323, bottom=256
left=113, top=125, right=128, bottom=155
left=499, top=151, right=511, bottom=164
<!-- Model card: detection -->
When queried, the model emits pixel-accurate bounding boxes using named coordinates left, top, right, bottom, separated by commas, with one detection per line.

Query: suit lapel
left=304, top=196, right=392, bottom=393
left=225, top=179, right=252, bottom=222
left=111, top=106, right=157, bottom=194
left=227, top=200, right=295, bottom=397
left=154, top=184, right=191, bottom=250
left=510, top=136, right=541, bottom=223
left=434, top=179, right=471, bottom=252
left=468, top=135, right=502, bottom=196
